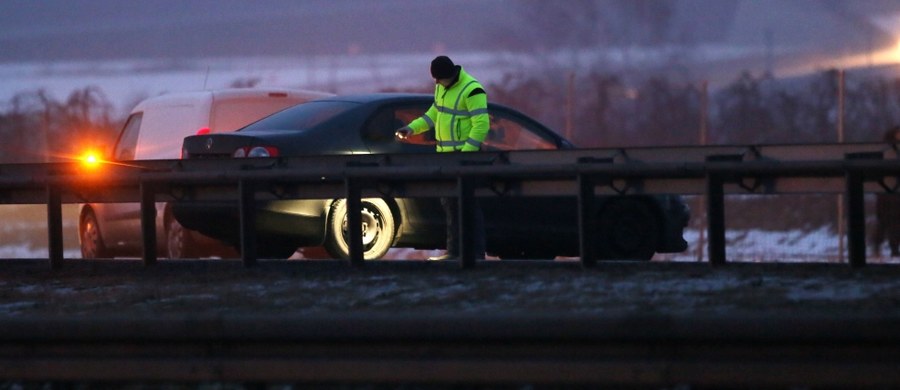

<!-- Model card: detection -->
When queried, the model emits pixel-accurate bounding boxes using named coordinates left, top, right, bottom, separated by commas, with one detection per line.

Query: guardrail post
left=458, top=176, right=477, bottom=269
left=345, top=178, right=364, bottom=267
left=239, top=179, right=257, bottom=267
left=846, top=171, right=866, bottom=268
left=578, top=173, right=596, bottom=267
left=140, top=182, right=157, bottom=265
left=46, top=185, right=63, bottom=270
left=706, top=174, right=726, bottom=265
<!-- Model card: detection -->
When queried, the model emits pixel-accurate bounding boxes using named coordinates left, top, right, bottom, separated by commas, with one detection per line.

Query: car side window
left=364, top=104, right=434, bottom=144
left=113, top=113, right=142, bottom=161
left=484, top=111, right=558, bottom=151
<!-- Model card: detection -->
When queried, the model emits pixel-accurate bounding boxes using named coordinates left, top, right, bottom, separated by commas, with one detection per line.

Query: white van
left=79, top=88, right=332, bottom=259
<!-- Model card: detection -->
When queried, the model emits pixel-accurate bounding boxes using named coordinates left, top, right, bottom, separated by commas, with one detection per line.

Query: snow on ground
left=0, top=244, right=80, bottom=260
left=3, top=226, right=900, bottom=263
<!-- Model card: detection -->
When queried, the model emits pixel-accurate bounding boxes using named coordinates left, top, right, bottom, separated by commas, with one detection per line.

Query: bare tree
left=712, top=72, right=775, bottom=144
left=2, top=87, right=118, bottom=163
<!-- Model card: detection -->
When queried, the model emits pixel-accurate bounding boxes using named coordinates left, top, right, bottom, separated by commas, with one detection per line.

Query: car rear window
left=240, top=101, right=358, bottom=132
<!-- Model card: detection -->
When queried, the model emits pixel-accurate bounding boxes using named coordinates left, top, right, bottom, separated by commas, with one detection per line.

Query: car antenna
left=202, top=65, right=211, bottom=90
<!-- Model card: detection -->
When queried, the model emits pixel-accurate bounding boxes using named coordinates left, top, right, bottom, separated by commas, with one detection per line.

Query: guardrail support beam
left=239, top=180, right=258, bottom=267
left=706, top=174, right=726, bottom=266
left=846, top=172, right=866, bottom=268
left=345, top=178, right=364, bottom=267
left=46, top=185, right=63, bottom=270
left=140, top=182, right=157, bottom=265
left=578, top=174, right=596, bottom=267
left=458, top=176, right=477, bottom=269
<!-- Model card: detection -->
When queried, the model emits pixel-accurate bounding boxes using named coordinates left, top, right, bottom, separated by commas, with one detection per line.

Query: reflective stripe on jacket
left=408, top=67, right=489, bottom=152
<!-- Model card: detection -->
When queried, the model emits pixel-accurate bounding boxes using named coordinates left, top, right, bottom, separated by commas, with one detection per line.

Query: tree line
left=485, top=68, right=900, bottom=148
left=0, top=87, right=120, bottom=164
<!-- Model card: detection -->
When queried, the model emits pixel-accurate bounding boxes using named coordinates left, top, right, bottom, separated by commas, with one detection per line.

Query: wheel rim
left=167, top=221, right=184, bottom=259
left=81, top=215, right=101, bottom=258
left=597, top=199, right=658, bottom=260
left=611, top=216, right=646, bottom=254
left=341, top=204, right=384, bottom=250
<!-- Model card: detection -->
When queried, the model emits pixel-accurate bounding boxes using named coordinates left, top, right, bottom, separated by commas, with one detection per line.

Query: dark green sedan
left=175, top=93, right=689, bottom=260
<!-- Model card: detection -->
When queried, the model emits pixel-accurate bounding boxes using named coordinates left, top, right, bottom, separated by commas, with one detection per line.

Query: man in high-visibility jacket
left=396, top=55, right=489, bottom=260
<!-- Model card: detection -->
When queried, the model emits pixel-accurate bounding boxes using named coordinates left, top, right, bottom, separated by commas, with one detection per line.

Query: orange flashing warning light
left=81, top=151, right=102, bottom=169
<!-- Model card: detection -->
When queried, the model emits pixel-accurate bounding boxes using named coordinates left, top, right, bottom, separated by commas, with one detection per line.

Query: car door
left=361, top=102, right=435, bottom=155
left=360, top=102, right=444, bottom=245
left=477, top=108, right=577, bottom=247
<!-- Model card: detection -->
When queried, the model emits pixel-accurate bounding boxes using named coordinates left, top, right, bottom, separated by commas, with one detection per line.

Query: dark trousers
left=441, top=197, right=485, bottom=257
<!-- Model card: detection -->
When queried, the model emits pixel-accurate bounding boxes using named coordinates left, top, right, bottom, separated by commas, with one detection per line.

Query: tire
left=80, top=208, right=111, bottom=259
left=595, top=198, right=659, bottom=261
left=165, top=217, right=195, bottom=259
left=324, top=198, right=396, bottom=260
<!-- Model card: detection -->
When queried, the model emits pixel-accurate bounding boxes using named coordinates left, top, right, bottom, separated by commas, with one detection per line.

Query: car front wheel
left=80, top=209, right=111, bottom=259
left=324, top=198, right=396, bottom=260
left=595, top=198, right=659, bottom=261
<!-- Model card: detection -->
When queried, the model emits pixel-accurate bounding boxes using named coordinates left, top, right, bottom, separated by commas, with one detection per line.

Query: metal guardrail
left=1, top=142, right=899, bottom=269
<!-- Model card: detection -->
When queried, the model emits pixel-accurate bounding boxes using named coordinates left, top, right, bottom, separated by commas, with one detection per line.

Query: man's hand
left=395, top=126, right=411, bottom=140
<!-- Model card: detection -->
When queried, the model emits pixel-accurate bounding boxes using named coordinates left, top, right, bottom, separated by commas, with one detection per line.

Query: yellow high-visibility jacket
left=408, top=67, right=489, bottom=152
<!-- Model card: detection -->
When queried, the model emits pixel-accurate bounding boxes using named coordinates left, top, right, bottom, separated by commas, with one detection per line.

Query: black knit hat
left=430, top=55, right=458, bottom=79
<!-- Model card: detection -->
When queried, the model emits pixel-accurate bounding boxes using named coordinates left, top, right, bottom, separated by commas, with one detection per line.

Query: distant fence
left=1, top=143, right=899, bottom=269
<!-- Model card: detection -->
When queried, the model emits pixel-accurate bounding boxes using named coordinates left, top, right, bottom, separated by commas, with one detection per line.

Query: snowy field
left=6, top=43, right=899, bottom=115
left=0, top=52, right=546, bottom=114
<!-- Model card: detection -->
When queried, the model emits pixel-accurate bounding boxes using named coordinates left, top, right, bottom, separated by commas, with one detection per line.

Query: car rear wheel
left=324, top=198, right=396, bottom=260
left=595, top=198, right=659, bottom=260
left=80, top=209, right=111, bottom=259
left=166, top=217, right=196, bottom=259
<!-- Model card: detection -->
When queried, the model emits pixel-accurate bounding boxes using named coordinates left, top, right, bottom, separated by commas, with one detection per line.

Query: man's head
left=431, top=55, right=459, bottom=87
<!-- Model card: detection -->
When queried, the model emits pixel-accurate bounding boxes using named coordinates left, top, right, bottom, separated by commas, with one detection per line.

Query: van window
left=113, top=113, right=142, bottom=161
left=136, top=103, right=207, bottom=159
left=241, top=101, right=358, bottom=132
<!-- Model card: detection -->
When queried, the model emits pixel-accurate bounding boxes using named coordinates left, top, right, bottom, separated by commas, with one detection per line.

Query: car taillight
left=196, top=127, right=211, bottom=135
left=232, top=146, right=279, bottom=158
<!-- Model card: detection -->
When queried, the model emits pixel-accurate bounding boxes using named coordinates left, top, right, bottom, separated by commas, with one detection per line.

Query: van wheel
left=596, top=198, right=659, bottom=261
left=324, top=198, right=396, bottom=260
left=166, top=218, right=196, bottom=259
left=80, top=209, right=111, bottom=259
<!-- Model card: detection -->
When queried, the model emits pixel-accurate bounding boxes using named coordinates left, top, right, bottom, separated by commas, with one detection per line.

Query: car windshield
left=240, top=101, right=359, bottom=132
